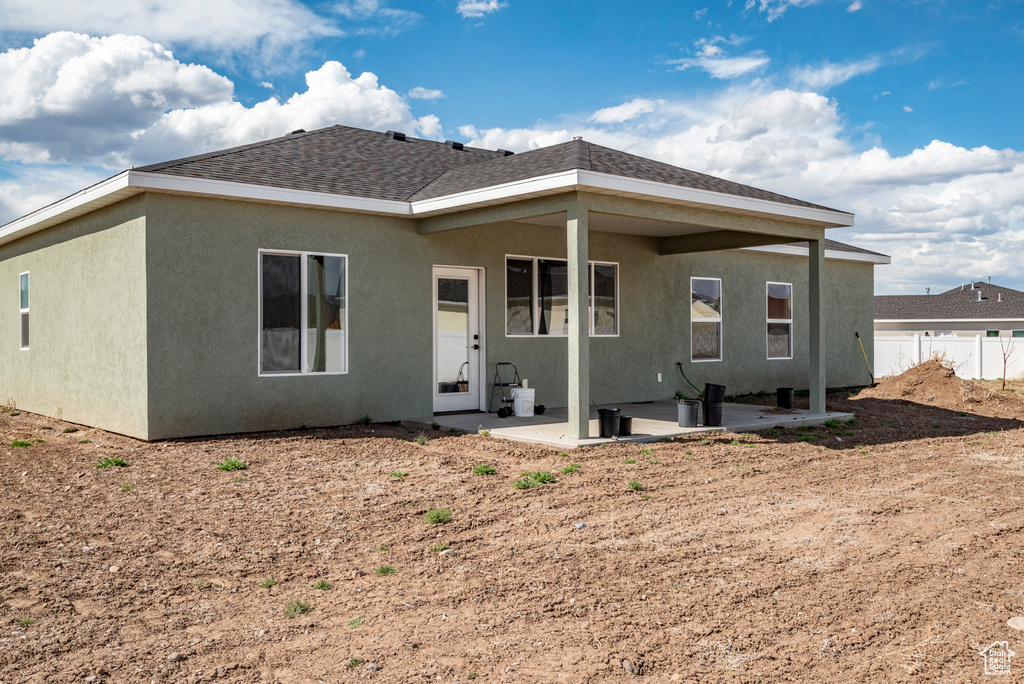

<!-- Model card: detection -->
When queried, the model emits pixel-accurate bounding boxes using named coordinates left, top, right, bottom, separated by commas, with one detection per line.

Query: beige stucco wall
left=0, top=196, right=149, bottom=437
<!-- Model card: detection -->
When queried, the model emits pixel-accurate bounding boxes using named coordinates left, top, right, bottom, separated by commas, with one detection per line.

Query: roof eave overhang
left=0, top=167, right=854, bottom=248
left=742, top=243, right=890, bottom=264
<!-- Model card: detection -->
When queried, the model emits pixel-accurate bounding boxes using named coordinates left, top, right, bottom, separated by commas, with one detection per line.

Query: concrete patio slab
left=408, top=400, right=853, bottom=449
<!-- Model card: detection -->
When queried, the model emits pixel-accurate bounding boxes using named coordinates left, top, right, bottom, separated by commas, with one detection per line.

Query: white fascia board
left=742, top=243, right=890, bottom=264
left=409, top=168, right=856, bottom=227
left=128, top=171, right=411, bottom=216
left=876, top=318, right=1024, bottom=323
left=574, top=169, right=855, bottom=227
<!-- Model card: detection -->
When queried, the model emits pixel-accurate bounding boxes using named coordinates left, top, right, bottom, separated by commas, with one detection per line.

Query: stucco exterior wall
left=0, top=196, right=149, bottom=437
left=143, top=194, right=876, bottom=438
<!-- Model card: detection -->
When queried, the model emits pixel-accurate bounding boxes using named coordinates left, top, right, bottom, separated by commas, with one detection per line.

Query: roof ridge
left=137, top=126, right=338, bottom=172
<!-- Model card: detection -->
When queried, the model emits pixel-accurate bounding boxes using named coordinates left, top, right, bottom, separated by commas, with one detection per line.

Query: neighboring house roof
left=875, top=281, right=1024, bottom=321
left=1, top=124, right=859, bottom=248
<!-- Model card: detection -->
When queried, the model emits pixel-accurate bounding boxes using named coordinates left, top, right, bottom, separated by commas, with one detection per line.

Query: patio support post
left=808, top=238, right=826, bottom=413
left=567, top=196, right=590, bottom=439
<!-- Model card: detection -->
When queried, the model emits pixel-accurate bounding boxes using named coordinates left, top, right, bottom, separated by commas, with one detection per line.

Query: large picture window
left=504, top=256, right=618, bottom=337
left=259, top=250, right=347, bottom=375
left=767, top=282, right=793, bottom=359
left=691, top=277, right=721, bottom=361
left=19, top=272, right=29, bottom=350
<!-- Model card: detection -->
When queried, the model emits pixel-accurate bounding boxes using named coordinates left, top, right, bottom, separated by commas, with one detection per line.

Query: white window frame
left=766, top=281, right=793, bottom=360
left=690, top=276, right=722, bottom=363
left=503, top=254, right=619, bottom=338
left=258, top=249, right=349, bottom=377
left=19, top=271, right=29, bottom=351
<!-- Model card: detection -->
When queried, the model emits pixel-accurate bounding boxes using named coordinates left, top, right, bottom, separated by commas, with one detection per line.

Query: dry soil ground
left=3, top=361, right=1024, bottom=683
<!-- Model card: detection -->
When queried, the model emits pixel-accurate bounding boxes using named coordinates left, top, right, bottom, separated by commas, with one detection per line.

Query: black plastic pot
left=776, top=387, right=795, bottom=409
left=619, top=415, right=633, bottom=436
left=678, top=400, right=700, bottom=427
left=704, top=383, right=727, bottom=404
left=703, top=401, right=723, bottom=427
left=598, top=408, right=621, bottom=438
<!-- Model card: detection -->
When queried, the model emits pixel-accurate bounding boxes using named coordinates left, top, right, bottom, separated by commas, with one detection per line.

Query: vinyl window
left=504, top=256, right=618, bottom=337
left=259, top=250, right=348, bottom=375
left=19, top=272, right=29, bottom=350
left=690, top=277, right=721, bottom=361
left=766, top=282, right=793, bottom=359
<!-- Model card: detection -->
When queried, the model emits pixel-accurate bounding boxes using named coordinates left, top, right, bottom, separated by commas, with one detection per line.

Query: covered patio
left=411, top=400, right=853, bottom=449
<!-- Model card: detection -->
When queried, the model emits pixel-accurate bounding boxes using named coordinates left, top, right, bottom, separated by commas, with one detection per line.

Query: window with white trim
left=19, top=272, right=29, bottom=350
left=766, top=282, right=793, bottom=359
left=504, top=256, right=618, bottom=337
left=691, top=277, right=721, bottom=361
left=259, top=250, right=347, bottom=375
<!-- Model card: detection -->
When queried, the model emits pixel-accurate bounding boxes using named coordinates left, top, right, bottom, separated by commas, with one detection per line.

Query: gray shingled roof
left=791, top=239, right=887, bottom=257
left=137, top=124, right=841, bottom=212
left=875, top=282, right=1024, bottom=319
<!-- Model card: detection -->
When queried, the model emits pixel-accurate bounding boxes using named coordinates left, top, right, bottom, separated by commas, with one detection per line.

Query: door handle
left=468, top=344, right=480, bottom=350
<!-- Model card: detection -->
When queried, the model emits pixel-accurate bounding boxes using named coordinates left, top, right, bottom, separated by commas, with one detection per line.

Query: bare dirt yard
left=4, top=360, right=1024, bottom=683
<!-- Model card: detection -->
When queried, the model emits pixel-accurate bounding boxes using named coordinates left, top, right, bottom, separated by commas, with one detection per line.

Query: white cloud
left=590, top=98, right=661, bottom=124
left=0, top=32, right=233, bottom=165
left=672, top=34, right=768, bottom=79
left=847, top=1, right=862, bottom=11
left=407, top=87, right=444, bottom=100
left=745, top=0, right=822, bottom=21
left=334, top=0, right=421, bottom=35
left=259, top=81, right=274, bottom=89
left=791, top=56, right=883, bottom=90
left=903, top=105, right=913, bottom=112
left=695, top=8, right=708, bottom=19
left=456, top=0, right=506, bottom=18
left=0, top=0, right=340, bottom=56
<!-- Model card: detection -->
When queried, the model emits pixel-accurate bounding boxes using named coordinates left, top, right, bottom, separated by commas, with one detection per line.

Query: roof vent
left=961, top=282, right=965, bottom=290
left=573, top=136, right=583, bottom=141
left=445, top=140, right=465, bottom=150
left=999, top=293, right=1004, bottom=302
left=988, top=275, right=992, bottom=284
left=977, top=290, right=984, bottom=302
left=385, top=130, right=406, bottom=141
left=289, top=129, right=306, bottom=135
left=970, top=282, right=975, bottom=289
left=925, top=287, right=930, bottom=295
left=496, top=149, right=515, bottom=157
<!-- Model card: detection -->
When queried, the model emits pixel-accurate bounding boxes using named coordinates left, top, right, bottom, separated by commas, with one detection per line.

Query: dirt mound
left=856, top=358, right=1024, bottom=418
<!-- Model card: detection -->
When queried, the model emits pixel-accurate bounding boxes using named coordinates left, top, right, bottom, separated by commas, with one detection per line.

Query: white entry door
left=433, top=267, right=483, bottom=412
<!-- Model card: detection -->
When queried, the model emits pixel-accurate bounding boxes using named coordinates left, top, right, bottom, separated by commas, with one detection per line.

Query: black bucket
left=678, top=400, right=700, bottom=427
left=777, top=387, right=795, bottom=409
left=598, top=408, right=621, bottom=438
left=703, top=401, right=724, bottom=427
left=704, top=383, right=727, bottom=404
left=619, top=415, right=633, bottom=436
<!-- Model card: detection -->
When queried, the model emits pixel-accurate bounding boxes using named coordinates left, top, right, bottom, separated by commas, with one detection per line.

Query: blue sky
left=1, top=0, right=1023, bottom=293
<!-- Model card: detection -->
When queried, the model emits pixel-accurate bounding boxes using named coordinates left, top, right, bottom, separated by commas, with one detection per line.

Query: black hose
left=675, top=362, right=704, bottom=400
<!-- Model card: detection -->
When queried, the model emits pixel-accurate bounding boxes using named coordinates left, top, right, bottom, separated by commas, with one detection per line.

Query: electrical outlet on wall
left=657, top=373, right=662, bottom=382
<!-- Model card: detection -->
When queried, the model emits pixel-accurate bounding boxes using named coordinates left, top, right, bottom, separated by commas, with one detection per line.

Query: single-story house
left=875, top=280, right=1024, bottom=338
left=0, top=125, right=889, bottom=440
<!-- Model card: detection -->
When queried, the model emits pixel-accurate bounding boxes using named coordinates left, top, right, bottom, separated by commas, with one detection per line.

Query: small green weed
left=377, top=544, right=389, bottom=551
left=15, top=613, right=34, bottom=627
left=478, top=425, right=490, bottom=437
left=796, top=426, right=817, bottom=433
left=415, top=433, right=429, bottom=445
left=729, top=439, right=741, bottom=446
left=627, top=479, right=646, bottom=492
left=9, top=440, right=31, bottom=447
left=95, top=457, right=128, bottom=468
left=765, top=429, right=780, bottom=437
left=391, top=471, right=408, bottom=478
left=845, top=418, right=859, bottom=427
left=639, top=446, right=654, bottom=456
left=283, top=600, right=312, bottom=618
left=559, top=463, right=581, bottom=474
left=959, top=412, right=968, bottom=417
left=699, top=438, right=711, bottom=444
left=648, top=460, right=661, bottom=465
left=522, top=470, right=556, bottom=484
left=118, top=483, right=135, bottom=490
left=258, top=577, right=276, bottom=588
left=423, top=508, right=452, bottom=524
left=374, top=564, right=396, bottom=576
left=856, top=445, right=868, bottom=454
left=216, top=457, right=248, bottom=472
left=472, top=463, right=497, bottom=475
left=796, top=434, right=820, bottom=442
left=824, top=419, right=843, bottom=429
left=9, top=412, right=19, bottom=417
left=946, top=468, right=957, bottom=474
left=431, top=421, right=440, bottom=430
left=429, top=542, right=449, bottom=552
left=359, top=415, right=373, bottom=426
left=512, top=477, right=538, bottom=489
left=78, top=439, right=92, bottom=444
left=732, top=463, right=749, bottom=471
left=346, top=617, right=365, bottom=629
left=63, top=427, right=78, bottom=433
left=313, top=579, right=332, bottom=591
left=347, top=657, right=363, bottom=668
left=468, top=673, right=478, bottom=680
left=624, top=458, right=637, bottom=464
left=33, top=439, right=44, bottom=443
left=40, top=426, right=52, bottom=430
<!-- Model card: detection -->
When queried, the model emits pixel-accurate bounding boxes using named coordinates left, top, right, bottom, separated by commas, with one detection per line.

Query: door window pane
left=437, top=277, right=469, bottom=393
left=766, top=282, right=793, bottom=359
left=306, top=255, right=345, bottom=373
left=505, top=258, right=533, bottom=335
left=692, top=321, right=721, bottom=360
left=767, top=283, right=792, bottom=319
left=593, top=263, right=617, bottom=335
left=261, top=254, right=301, bottom=373
left=767, top=322, right=791, bottom=358
left=691, top=278, right=721, bottom=361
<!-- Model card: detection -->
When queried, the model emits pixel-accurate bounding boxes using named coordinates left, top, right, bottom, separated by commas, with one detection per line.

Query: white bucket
left=511, top=388, right=535, bottom=417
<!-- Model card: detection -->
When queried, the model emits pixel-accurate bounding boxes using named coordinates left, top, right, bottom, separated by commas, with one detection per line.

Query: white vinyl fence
left=874, top=335, right=1024, bottom=380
